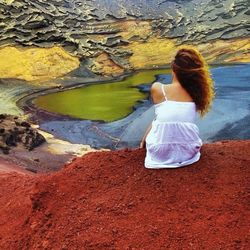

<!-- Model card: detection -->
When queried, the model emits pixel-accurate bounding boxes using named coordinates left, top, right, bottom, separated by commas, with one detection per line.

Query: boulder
left=0, top=114, right=46, bottom=154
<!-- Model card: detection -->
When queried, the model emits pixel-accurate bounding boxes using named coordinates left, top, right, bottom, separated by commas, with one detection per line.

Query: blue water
left=157, top=64, right=250, bottom=141
left=197, top=64, right=250, bottom=140
left=41, top=64, right=250, bottom=148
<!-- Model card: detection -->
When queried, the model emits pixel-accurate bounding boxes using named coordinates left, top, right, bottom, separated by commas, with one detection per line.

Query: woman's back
left=145, top=82, right=202, bottom=169
left=154, top=82, right=197, bottom=123
left=142, top=47, right=214, bottom=169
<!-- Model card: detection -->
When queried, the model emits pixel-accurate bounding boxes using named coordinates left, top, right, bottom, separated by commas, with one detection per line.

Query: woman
left=140, top=47, right=214, bottom=169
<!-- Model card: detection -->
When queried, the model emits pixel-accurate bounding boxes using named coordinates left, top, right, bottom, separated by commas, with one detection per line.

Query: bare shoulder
left=151, top=81, right=161, bottom=91
left=150, top=81, right=165, bottom=104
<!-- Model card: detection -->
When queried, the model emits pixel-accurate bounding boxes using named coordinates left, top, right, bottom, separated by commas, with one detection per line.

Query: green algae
left=34, top=68, right=171, bottom=122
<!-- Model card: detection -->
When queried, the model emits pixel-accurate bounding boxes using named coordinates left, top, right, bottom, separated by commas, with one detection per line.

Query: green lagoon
left=35, top=68, right=171, bottom=122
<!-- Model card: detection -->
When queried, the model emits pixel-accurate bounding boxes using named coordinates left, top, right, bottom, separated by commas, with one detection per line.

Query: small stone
left=20, top=121, right=31, bottom=128
left=96, top=207, right=102, bottom=212
left=5, top=134, right=17, bottom=147
left=0, top=145, right=10, bottom=154
left=25, top=168, right=37, bottom=173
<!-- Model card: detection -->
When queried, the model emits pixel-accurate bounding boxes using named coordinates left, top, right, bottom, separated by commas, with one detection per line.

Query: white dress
left=145, top=83, right=202, bottom=169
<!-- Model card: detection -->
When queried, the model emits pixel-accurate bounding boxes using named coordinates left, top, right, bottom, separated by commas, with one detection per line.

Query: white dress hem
left=144, top=152, right=201, bottom=169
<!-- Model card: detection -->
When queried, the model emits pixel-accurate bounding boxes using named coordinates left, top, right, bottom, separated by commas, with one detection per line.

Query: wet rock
left=0, top=114, right=46, bottom=154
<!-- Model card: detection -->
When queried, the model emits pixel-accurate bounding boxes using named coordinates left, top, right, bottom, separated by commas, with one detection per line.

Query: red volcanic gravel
left=0, top=140, right=249, bottom=250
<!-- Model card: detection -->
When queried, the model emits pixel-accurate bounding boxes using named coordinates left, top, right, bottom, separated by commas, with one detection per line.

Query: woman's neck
left=171, top=73, right=181, bottom=86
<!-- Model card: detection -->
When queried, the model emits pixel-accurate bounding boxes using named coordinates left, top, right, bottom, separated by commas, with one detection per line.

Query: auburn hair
left=172, top=47, right=214, bottom=116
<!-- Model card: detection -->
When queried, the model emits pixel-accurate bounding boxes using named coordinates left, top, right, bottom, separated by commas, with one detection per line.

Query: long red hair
left=172, top=47, right=214, bottom=116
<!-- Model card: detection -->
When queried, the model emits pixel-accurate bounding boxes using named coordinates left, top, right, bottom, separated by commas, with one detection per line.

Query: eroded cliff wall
left=0, top=0, right=249, bottom=80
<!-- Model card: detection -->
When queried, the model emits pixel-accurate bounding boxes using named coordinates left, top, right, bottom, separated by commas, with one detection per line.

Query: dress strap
left=161, top=84, right=168, bottom=101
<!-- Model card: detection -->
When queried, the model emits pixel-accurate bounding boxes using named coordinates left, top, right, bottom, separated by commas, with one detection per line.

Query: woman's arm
left=140, top=122, right=152, bottom=148
left=140, top=82, right=162, bottom=148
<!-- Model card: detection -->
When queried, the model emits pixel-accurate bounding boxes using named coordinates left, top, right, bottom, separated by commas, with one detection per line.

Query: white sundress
left=145, top=83, right=202, bottom=169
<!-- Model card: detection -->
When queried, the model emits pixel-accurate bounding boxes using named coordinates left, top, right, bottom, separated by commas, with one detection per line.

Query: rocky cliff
left=0, top=0, right=249, bottom=80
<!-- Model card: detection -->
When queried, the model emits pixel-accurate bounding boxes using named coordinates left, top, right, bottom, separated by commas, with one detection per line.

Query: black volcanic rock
left=0, top=114, right=46, bottom=154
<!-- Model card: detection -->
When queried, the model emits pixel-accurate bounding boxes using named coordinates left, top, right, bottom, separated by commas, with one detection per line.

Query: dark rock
left=25, top=168, right=38, bottom=173
left=0, top=114, right=6, bottom=119
left=4, top=133, right=17, bottom=147
left=21, top=131, right=46, bottom=151
left=20, top=121, right=31, bottom=128
left=15, top=121, right=21, bottom=126
left=25, top=20, right=50, bottom=29
left=0, top=142, right=10, bottom=154
left=0, top=114, right=46, bottom=154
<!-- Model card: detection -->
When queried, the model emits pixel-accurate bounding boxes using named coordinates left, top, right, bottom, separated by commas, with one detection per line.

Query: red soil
left=0, top=140, right=249, bottom=250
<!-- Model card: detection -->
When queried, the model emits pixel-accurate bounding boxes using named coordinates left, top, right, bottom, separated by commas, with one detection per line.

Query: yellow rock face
left=128, top=37, right=177, bottom=69
left=0, top=0, right=14, bottom=4
left=225, top=54, right=250, bottom=63
left=0, top=46, right=80, bottom=81
left=0, top=20, right=248, bottom=81
left=119, top=20, right=152, bottom=40
left=196, top=38, right=250, bottom=63
left=127, top=36, right=249, bottom=70
left=91, top=52, right=124, bottom=75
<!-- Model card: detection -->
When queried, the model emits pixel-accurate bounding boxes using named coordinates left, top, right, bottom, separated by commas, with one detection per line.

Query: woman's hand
left=139, top=122, right=152, bottom=149
left=139, top=139, right=146, bottom=149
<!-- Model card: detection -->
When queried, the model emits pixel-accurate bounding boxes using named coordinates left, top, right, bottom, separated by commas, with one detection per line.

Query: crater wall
left=0, top=0, right=249, bottom=80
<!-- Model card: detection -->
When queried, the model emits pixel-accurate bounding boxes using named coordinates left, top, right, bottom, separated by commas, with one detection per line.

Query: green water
left=35, top=68, right=171, bottom=122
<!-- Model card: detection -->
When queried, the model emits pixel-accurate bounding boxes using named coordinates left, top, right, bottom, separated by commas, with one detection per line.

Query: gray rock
left=0, top=0, right=248, bottom=75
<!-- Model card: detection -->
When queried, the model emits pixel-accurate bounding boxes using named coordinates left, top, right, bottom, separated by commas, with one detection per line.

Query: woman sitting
left=140, top=47, right=214, bottom=169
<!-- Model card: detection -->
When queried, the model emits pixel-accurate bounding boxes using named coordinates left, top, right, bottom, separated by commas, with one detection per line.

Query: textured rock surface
left=0, top=46, right=80, bottom=81
left=0, top=114, right=45, bottom=154
left=0, top=0, right=249, bottom=79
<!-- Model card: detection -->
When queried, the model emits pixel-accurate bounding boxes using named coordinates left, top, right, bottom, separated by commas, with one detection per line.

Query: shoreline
left=15, top=63, right=250, bottom=149
left=16, top=66, right=168, bottom=122
left=16, top=62, right=246, bottom=124
left=1, top=62, right=249, bottom=173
